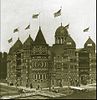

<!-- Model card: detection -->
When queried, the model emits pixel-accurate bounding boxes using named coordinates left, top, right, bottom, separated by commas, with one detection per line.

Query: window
left=16, top=70, right=21, bottom=77
left=61, top=38, right=63, bottom=44
left=67, top=42, right=71, bottom=45
left=87, top=44, right=92, bottom=46
left=40, top=74, right=42, bottom=79
left=44, top=62, right=46, bottom=67
left=75, top=65, right=77, bottom=69
left=46, top=74, right=48, bottom=79
left=30, top=66, right=32, bottom=69
left=70, top=65, right=73, bottom=69
left=16, top=53, right=21, bottom=59
left=23, top=66, right=26, bottom=69
left=35, top=74, right=37, bottom=80
left=63, top=66, right=68, bottom=69
left=30, top=60, right=32, bottom=63
left=43, top=74, right=45, bottom=79
left=37, top=74, right=39, bottom=80
left=58, top=37, right=60, bottom=44
left=16, top=60, right=21, bottom=65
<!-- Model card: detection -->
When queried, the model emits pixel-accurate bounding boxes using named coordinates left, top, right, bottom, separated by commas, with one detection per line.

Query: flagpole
left=11, top=30, right=14, bottom=47
left=25, top=24, right=30, bottom=36
left=28, top=23, right=30, bottom=36
left=18, top=31, right=19, bottom=39
left=11, top=37, right=13, bottom=48
left=18, top=27, right=19, bottom=39
left=38, top=12, right=40, bottom=27
left=60, top=6, right=62, bottom=26
left=11, top=31, right=13, bottom=47
left=11, top=33, right=13, bottom=47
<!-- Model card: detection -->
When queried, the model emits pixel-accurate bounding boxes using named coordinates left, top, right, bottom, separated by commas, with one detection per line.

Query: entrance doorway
left=80, top=75, right=89, bottom=85
left=57, top=79, right=62, bottom=87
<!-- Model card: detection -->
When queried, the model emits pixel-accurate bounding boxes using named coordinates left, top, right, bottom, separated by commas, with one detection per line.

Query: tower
left=7, top=38, right=23, bottom=86
left=84, top=37, right=95, bottom=55
left=55, top=24, right=68, bottom=44
left=84, top=37, right=96, bottom=84
left=31, top=27, right=51, bottom=88
left=22, top=34, right=34, bottom=87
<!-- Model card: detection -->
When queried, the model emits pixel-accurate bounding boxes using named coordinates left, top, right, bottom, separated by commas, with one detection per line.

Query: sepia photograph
left=0, top=0, right=96, bottom=99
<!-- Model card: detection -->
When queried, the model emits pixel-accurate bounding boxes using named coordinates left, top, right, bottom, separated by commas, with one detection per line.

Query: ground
left=0, top=81, right=96, bottom=99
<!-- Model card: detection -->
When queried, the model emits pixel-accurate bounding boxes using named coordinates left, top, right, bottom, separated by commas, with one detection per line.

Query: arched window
left=57, top=37, right=59, bottom=44
left=59, top=37, right=61, bottom=44
left=40, top=74, right=42, bottom=79
left=37, top=74, right=39, bottom=80
left=43, top=74, right=45, bottom=79
left=61, top=37, right=63, bottom=44
left=35, top=74, right=37, bottom=80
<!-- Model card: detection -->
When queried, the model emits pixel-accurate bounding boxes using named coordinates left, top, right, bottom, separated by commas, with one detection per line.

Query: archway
left=80, top=73, right=89, bottom=85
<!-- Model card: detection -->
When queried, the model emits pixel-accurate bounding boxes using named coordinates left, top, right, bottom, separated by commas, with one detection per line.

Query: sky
left=1, top=0, right=96, bottom=52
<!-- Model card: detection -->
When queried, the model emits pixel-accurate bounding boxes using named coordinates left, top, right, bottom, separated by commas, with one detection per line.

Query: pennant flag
left=83, top=27, right=89, bottom=32
left=32, top=13, right=39, bottom=18
left=54, top=9, right=61, bottom=17
left=25, top=24, right=30, bottom=30
left=65, top=24, right=69, bottom=29
left=8, top=38, right=12, bottom=43
left=13, top=28, right=19, bottom=33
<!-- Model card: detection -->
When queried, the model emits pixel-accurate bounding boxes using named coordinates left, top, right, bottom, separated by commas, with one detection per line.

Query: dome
left=9, top=38, right=22, bottom=54
left=55, top=25, right=68, bottom=36
left=65, top=35, right=76, bottom=48
left=23, top=35, right=33, bottom=49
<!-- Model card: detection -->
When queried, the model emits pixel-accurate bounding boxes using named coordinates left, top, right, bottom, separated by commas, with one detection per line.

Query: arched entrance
left=80, top=74, right=89, bottom=85
left=57, top=79, right=62, bottom=87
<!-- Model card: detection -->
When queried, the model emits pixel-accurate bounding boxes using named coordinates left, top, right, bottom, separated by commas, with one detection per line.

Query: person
left=60, top=81, right=62, bottom=87
left=26, top=84, right=28, bottom=87
left=91, top=79, right=93, bottom=84
left=37, top=85, right=40, bottom=89
left=30, top=83, right=33, bottom=88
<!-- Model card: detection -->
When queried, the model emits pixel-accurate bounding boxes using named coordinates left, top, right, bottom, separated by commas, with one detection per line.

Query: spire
left=34, top=27, right=47, bottom=45
left=23, top=34, right=33, bottom=49
left=84, top=36, right=95, bottom=48
left=9, top=38, right=22, bottom=54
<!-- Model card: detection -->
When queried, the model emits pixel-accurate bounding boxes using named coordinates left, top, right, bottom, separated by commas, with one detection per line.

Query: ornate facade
left=7, top=25, right=96, bottom=88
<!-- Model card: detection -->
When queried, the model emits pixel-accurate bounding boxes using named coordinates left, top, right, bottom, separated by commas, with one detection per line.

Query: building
left=0, top=52, right=7, bottom=80
left=7, top=25, right=96, bottom=88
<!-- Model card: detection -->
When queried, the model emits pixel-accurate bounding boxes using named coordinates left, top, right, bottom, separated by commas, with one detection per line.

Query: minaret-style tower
left=84, top=37, right=95, bottom=55
left=84, top=37, right=96, bottom=84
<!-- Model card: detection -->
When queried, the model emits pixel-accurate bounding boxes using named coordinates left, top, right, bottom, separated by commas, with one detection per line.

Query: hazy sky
left=1, top=0, right=96, bottom=52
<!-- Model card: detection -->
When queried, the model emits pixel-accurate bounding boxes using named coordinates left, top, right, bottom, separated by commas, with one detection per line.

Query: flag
left=8, top=38, right=12, bottom=43
left=65, top=24, right=69, bottom=29
left=25, top=24, right=30, bottom=30
left=13, top=28, right=19, bottom=33
left=32, top=13, right=39, bottom=18
left=54, top=9, right=61, bottom=17
left=83, top=27, right=89, bottom=32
